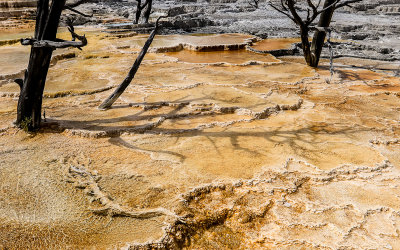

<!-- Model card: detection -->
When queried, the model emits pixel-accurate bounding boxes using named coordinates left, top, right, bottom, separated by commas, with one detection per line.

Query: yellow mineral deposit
left=165, top=50, right=280, bottom=64
left=1, top=26, right=400, bottom=249
left=0, top=44, right=30, bottom=76
left=251, top=37, right=301, bottom=51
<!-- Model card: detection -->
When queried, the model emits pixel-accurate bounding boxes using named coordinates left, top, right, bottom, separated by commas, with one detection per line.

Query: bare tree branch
left=64, top=6, right=93, bottom=17
left=315, top=0, right=340, bottom=15
left=280, top=0, right=289, bottom=12
left=267, top=0, right=363, bottom=67
left=140, top=0, right=151, bottom=9
left=14, top=78, right=23, bottom=89
left=286, top=0, right=306, bottom=26
left=65, top=0, right=96, bottom=8
left=306, top=0, right=317, bottom=13
left=334, top=0, right=362, bottom=9
left=21, top=21, right=87, bottom=49
left=99, top=13, right=170, bottom=110
left=316, top=0, right=323, bottom=9
left=269, top=0, right=363, bottom=26
left=21, top=37, right=87, bottom=49
left=268, top=1, right=296, bottom=23
left=249, top=0, right=260, bottom=9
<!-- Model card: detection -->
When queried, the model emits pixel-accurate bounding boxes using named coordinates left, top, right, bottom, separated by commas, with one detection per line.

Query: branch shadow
left=149, top=124, right=368, bottom=161
left=109, top=136, right=186, bottom=163
left=40, top=102, right=370, bottom=166
left=38, top=82, right=373, bottom=167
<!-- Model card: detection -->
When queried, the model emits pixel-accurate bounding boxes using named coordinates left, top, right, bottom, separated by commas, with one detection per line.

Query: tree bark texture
left=300, top=25, right=313, bottom=66
left=270, top=0, right=342, bottom=68
left=309, top=0, right=336, bottom=67
left=98, top=24, right=159, bottom=110
left=134, top=0, right=142, bottom=24
left=134, top=0, right=152, bottom=24
left=143, top=0, right=152, bottom=24
left=16, top=0, right=67, bottom=131
left=298, top=0, right=336, bottom=67
left=99, top=14, right=169, bottom=110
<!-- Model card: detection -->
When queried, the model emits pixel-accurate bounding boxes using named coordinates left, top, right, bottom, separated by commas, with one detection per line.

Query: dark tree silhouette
left=249, top=0, right=260, bottom=9
left=268, top=0, right=362, bottom=67
left=15, top=0, right=89, bottom=131
left=134, top=0, right=153, bottom=24
left=99, top=15, right=167, bottom=110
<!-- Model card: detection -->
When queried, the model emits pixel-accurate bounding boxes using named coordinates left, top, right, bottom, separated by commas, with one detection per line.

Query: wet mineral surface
left=1, top=26, right=400, bottom=249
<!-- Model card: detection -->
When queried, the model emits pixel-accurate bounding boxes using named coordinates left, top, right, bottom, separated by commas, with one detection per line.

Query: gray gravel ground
left=68, top=0, right=400, bottom=61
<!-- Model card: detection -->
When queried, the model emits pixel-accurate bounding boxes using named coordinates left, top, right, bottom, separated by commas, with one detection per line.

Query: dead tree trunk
left=309, top=0, right=336, bottom=67
left=16, top=0, right=88, bottom=131
left=295, top=0, right=336, bottom=67
left=99, top=16, right=165, bottom=110
left=134, top=0, right=142, bottom=24
left=143, top=0, right=152, bottom=24
left=16, top=0, right=66, bottom=130
left=249, top=0, right=260, bottom=9
left=134, top=0, right=152, bottom=24
left=268, top=0, right=362, bottom=68
left=299, top=25, right=313, bottom=66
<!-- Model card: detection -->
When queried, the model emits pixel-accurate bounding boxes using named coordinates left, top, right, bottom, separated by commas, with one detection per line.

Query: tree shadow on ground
left=38, top=91, right=371, bottom=166
left=102, top=121, right=368, bottom=166
left=319, top=63, right=395, bottom=85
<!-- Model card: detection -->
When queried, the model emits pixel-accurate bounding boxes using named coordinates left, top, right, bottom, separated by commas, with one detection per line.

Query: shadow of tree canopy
left=38, top=88, right=375, bottom=169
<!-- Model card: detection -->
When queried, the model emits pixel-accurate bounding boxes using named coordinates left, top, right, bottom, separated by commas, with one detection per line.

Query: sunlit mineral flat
left=1, top=26, right=400, bottom=249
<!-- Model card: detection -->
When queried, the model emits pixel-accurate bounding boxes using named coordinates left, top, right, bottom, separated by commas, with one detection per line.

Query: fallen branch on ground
left=98, top=13, right=170, bottom=110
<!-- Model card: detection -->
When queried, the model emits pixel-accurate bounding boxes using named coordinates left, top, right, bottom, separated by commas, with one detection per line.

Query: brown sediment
left=0, top=25, right=34, bottom=41
left=334, top=57, right=400, bottom=71
left=1, top=28, right=400, bottom=249
left=247, top=37, right=300, bottom=56
left=251, top=37, right=301, bottom=51
left=165, top=49, right=280, bottom=64
left=108, top=33, right=256, bottom=53
left=128, top=160, right=400, bottom=249
left=0, top=44, right=30, bottom=76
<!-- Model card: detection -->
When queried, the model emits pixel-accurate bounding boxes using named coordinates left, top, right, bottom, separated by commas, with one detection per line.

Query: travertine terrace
left=1, top=23, right=400, bottom=249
